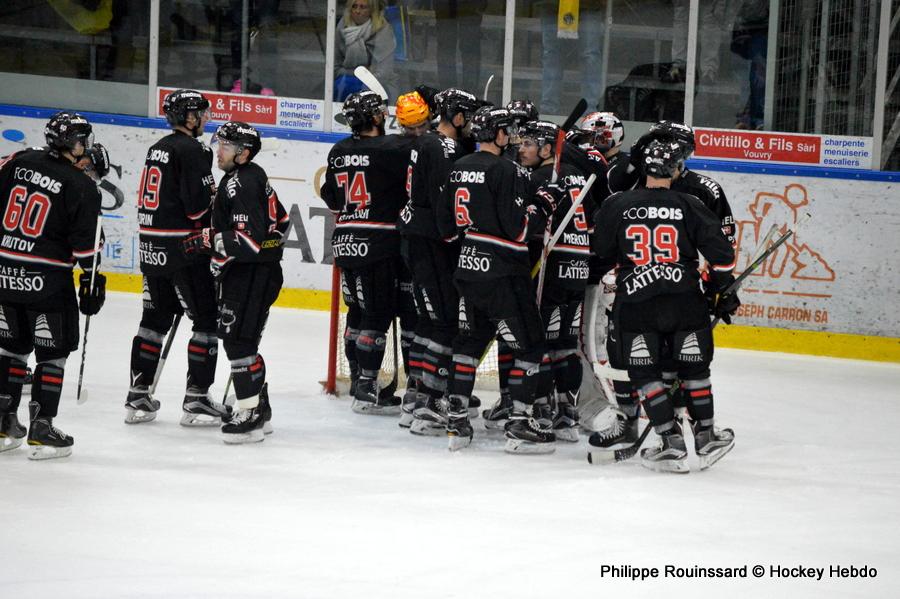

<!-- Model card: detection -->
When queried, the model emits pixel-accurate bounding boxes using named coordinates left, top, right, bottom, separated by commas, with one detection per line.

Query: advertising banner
left=694, top=128, right=874, bottom=169
left=1, top=113, right=897, bottom=337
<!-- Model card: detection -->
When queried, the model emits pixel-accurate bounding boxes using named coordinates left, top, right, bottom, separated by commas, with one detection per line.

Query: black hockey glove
left=533, top=182, right=566, bottom=218
left=78, top=272, right=106, bottom=316
left=706, top=272, right=741, bottom=324
left=182, top=228, right=216, bottom=256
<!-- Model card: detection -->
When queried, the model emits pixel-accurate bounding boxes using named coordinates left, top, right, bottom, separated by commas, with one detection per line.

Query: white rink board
left=1, top=113, right=898, bottom=337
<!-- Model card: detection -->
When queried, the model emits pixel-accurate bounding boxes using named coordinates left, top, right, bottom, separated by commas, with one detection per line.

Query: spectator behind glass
left=668, top=0, right=726, bottom=84
left=335, top=0, right=397, bottom=101
left=730, top=0, right=769, bottom=130
left=540, top=0, right=604, bottom=116
left=434, top=0, right=487, bottom=95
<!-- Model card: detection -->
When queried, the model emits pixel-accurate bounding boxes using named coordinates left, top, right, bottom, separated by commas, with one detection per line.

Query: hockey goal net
left=322, top=265, right=501, bottom=396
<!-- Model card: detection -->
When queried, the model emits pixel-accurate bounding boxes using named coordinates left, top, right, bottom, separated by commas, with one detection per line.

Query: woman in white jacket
left=335, top=0, right=398, bottom=100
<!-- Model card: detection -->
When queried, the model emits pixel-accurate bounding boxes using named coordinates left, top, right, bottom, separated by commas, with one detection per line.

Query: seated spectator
left=335, top=0, right=397, bottom=101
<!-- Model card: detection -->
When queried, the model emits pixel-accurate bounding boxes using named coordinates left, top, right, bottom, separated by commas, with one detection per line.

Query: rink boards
left=1, top=107, right=898, bottom=363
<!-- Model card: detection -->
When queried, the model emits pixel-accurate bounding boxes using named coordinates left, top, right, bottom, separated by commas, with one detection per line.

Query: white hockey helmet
left=578, top=111, right=625, bottom=152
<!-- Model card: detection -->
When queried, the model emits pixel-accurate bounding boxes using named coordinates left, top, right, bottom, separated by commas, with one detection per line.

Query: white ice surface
left=1, top=292, right=899, bottom=598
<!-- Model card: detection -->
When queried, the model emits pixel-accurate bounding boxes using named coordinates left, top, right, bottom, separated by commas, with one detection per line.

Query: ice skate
left=124, top=387, right=160, bottom=424
left=504, top=402, right=556, bottom=455
left=221, top=391, right=270, bottom=444
left=398, top=388, right=421, bottom=429
left=181, top=387, right=232, bottom=426
left=446, top=395, right=473, bottom=451
left=26, top=402, right=73, bottom=460
left=693, top=422, right=734, bottom=470
left=482, top=392, right=512, bottom=431
left=410, top=395, right=447, bottom=436
left=351, top=378, right=401, bottom=416
left=552, top=396, right=580, bottom=443
left=640, top=424, right=689, bottom=474
left=0, top=409, right=26, bottom=453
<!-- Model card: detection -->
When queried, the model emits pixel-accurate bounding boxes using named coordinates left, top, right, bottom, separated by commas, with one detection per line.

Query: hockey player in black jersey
left=183, top=122, right=288, bottom=443
left=590, top=140, right=739, bottom=472
left=321, top=91, right=416, bottom=416
left=397, top=88, right=481, bottom=432
left=125, top=89, right=228, bottom=426
left=517, top=120, right=595, bottom=442
left=0, top=112, right=106, bottom=459
left=436, top=106, right=564, bottom=453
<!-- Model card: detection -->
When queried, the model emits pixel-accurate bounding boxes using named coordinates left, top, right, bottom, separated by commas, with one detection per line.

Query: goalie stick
left=585, top=222, right=784, bottom=464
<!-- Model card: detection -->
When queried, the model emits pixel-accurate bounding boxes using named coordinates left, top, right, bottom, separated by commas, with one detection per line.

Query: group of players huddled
left=0, top=91, right=288, bottom=459
left=323, top=85, right=741, bottom=472
left=0, top=83, right=741, bottom=473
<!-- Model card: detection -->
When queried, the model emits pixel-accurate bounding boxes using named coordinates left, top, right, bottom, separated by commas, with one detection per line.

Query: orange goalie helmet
left=396, top=91, right=431, bottom=128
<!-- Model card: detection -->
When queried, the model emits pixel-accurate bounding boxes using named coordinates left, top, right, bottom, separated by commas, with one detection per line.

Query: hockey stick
left=561, top=98, right=588, bottom=133
left=353, top=66, right=389, bottom=101
left=149, top=313, right=182, bottom=397
left=378, top=318, right=399, bottom=400
left=535, top=130, right=568, bottom=306
left=75, top=212, right=104, bottom=404
left=483, top=74, right=495, bottom=101
left=711, top=214, right=811, bottom=328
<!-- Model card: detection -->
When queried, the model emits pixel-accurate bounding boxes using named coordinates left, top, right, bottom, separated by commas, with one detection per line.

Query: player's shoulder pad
left=685, top=169, right=723, bottom=199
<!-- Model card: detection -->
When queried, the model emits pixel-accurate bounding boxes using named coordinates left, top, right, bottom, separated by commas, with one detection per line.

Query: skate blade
left=263, top=421, right=274, bottom=435
left=180, top=412, right=223, bottom=427
left=409, top=419, right=446, bottom=436
left=504, top=438, right=555, bottom=455
left=351, top=400, right=401, bottom=416
left=698, top=441, right=734, bottom=471
left=124, top=409, right=158, bottom=424
left=0, top=435, right=24, bottom=453
left=482, top=419, right=508, bottom=431
left=27, top=443, right=72, bottom=460
left=398, top=411, right=415, bottom=428
left=554, top=427, right=579, bottom=443
left=447, top=433, right=472, bottom=451
left=221, top=428, right=265, bottom=444
left=640, top=458, right=689, bottom=474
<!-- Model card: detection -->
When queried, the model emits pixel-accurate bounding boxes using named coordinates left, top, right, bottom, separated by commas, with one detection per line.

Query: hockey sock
left=613, top=379, right=639, bottom=418
left=356, top=329, right=387, bottom=379
left=130, top=328, right=164, bottom=389
left=535, top=354, right=554, bottom=401
left=448, top=353, right=478, bottom=400
left=186, top=332, right=218, bottom=391
left=551, top=351, right=582, bottom=395
left=407, top=333, right=429, bottom=388
left=497, top=342, right=513, bottom=396
left=231, top=354, right=266, bottom=404
left=508, top=355, right=546, bottom=406
left=343, top=325, right=360, bottom=382
left=683, top=378, right=714, bottom=428
left=421, top=338, right=453, bottom=396
left=31, top=360, right=66, bottom=419
left=0, top=353, right=28, bottom=412
left=663, top=371, right=686, bottom=409
left=638, top=381, right=675, bottom=433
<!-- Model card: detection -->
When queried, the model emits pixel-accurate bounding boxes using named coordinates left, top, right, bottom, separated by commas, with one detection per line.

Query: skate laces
left=231, top=408, right=253, bottom=425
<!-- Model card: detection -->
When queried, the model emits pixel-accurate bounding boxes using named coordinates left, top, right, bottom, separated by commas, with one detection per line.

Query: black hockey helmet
left=506, top=100, right=539, bottom=126
left=650, top=120, right=695, bottom=156
left=44, top=111, right=93, bottom=153
left=642, top=139, right=685, bottom=178
left=520, top=120, right=560, bottom=150
left=470, top=106, right=514, bottom=143
left=342, top=90, right=387, bottom=132
left=163, top=89, right=210, bottom=132
left=85, top=142, right=111, bottom=178
left=216, top=121, right=262, bottom=161
left=434, top=88, right=481, bottom=123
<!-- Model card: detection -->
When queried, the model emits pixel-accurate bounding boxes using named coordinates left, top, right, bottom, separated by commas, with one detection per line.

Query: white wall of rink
left=1, top=113, right=898, bottom=338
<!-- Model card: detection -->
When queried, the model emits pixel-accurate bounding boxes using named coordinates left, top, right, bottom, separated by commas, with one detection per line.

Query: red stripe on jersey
left=466, top=231, right=528, bottom=251
left=186, top=207, right=209, bottom=220
left=711, top=257, right=736, bottom=271
left=236, top=230, right=261, bottom=252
